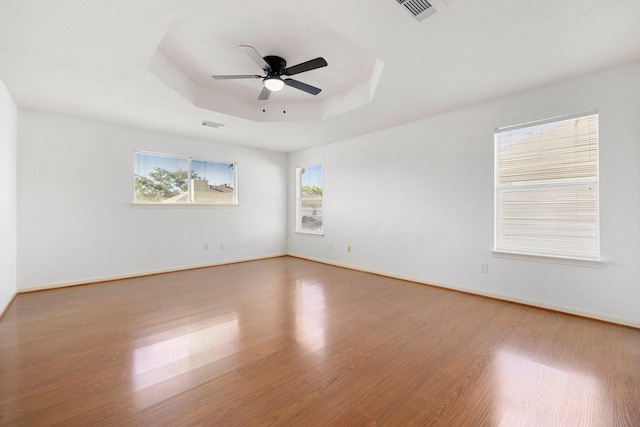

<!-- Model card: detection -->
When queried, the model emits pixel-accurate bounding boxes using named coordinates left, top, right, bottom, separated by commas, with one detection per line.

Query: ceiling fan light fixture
left=213, top=46, right=327, bottom=100
left=264, top=77, right=285, bottom=92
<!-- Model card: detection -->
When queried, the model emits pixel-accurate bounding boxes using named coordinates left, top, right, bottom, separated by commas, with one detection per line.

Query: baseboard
left=287, top=253, right=640, bottom=330
left=18, top=253, right=287, bottom=293
left=13, top=252, right=639, bottom=329
left=0, top=291, right=17, bottom=321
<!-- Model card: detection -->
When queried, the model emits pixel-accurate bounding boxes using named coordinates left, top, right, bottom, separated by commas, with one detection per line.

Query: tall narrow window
left=134, top=151, right=237, bottom=205
left=495, top=112, right=599, bottom=260
left=296, top=165, right=323, bottom=234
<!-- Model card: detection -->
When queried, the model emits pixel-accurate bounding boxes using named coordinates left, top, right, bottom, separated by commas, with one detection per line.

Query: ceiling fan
left=212, top=45, right=328, bottom=101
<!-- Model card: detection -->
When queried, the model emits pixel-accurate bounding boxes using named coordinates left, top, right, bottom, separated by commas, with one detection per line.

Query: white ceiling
left=1, top=0, right=639, bottom=153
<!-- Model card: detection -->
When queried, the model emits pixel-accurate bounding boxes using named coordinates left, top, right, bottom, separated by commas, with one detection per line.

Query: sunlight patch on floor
left=494, top=349, right=606, bottom=426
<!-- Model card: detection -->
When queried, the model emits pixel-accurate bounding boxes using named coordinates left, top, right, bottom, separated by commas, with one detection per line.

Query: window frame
left=133, top=150, right=238, bottom=206
left=494, top=110, right=600, bottom=262
left=295, top=164, right=324, bottom=236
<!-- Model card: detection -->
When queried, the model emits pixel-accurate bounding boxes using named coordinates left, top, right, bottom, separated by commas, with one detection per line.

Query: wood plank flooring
left=1, top=256, right=639, bottom=426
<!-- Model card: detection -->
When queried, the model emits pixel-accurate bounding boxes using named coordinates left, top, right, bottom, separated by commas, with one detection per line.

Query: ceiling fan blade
left=212, top=74, right=262, bottom=80
left=239, top=45, right=271, bottom=71
left=283, top=57, right=327, bottom=76
left=284, top=79, right=321, bottom=95
left=258, top=86, right=271, bottom=101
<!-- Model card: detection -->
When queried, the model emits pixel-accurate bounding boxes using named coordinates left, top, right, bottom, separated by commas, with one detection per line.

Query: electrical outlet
left=481, top=262, right=488, bottom=273
left=204, top=243, right=209, bottom=251
left=220, top=242, right=226, bottom=251
left=347, top=246, right=352, bottom=253
left=329, top=243, right=333, bottom=251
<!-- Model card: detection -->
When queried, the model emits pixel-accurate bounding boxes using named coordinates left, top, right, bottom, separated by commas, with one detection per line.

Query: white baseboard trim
left=288, top=252, right=640, bottom=330
left=14, top=252, right=639, bottom=330
left=18, top=253, right=287, bottom=293
left=1, top=290, right=17, bottom=320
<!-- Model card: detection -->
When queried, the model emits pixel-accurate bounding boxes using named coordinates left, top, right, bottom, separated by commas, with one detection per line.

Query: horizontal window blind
left=495, top=112, right=599, bottom=259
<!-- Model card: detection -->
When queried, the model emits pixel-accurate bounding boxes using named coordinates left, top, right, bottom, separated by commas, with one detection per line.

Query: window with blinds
left=494, top=111, right=599, bottom=260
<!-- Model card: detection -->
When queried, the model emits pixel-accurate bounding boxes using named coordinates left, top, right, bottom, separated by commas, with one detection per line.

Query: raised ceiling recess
left=148, top=14, right=384, bottom=123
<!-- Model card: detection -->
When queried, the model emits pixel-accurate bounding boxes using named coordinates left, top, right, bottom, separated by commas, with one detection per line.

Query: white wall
left=17, top=110, right=288, bottom=290
left=0, top=77, right=17, bottom=315
left=288, top=60, right=640, bottom=327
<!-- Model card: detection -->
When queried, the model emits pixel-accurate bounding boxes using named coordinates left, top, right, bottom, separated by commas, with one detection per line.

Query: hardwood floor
left=1, top=256, right=638, bottom=426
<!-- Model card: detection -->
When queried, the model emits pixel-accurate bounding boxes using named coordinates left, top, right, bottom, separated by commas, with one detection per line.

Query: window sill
left=492, top=250, right=604, bottom=268
left=295, top=231, right=324, bottom=238
left=131, top=202, right=239, bottom=209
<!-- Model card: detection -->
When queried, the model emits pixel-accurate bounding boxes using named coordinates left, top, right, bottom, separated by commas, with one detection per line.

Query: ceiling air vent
left=396, top=0, right=443, bottom=22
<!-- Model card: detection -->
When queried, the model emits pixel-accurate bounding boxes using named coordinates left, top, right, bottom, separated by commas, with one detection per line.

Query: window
left=494, top=111, right=599, bottom=260
left=296, top=164, right=323, bottom=234
left=134, top=151, right=237, bottom=204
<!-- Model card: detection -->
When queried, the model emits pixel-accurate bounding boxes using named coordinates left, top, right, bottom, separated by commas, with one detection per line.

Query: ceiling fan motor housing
left=263, top=56, right=287, bottom=76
